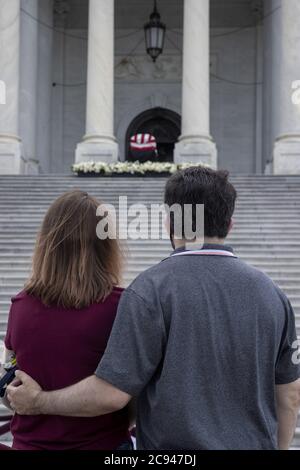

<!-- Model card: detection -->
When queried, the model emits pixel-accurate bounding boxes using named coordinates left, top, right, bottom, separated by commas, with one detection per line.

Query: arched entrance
left=126, top=108, right=181, bottom=162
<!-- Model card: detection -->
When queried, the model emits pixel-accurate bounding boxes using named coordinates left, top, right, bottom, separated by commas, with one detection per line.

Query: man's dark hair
left=164, top=166, right=237, bottom=239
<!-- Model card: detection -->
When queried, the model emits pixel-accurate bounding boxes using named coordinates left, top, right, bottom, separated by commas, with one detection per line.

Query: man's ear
left=228, top=219, right=234, bottom=234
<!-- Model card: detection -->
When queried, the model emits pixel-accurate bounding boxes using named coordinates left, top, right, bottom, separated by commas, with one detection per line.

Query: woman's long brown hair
left=25, top=190, right=122, bottom=309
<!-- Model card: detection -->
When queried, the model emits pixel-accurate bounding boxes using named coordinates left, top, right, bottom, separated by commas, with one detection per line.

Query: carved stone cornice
left=115, top=55, right=182, bottom=81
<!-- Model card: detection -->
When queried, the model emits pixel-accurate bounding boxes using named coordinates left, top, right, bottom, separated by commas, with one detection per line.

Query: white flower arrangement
left=72, top=161, right=210, bottom=176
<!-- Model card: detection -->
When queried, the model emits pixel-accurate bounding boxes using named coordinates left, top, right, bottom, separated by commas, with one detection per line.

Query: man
left=7, top=167, right=300, bottom=450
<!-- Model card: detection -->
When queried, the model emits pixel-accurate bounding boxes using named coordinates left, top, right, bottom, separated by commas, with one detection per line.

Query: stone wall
left=50, top=24, right=259, bottom=174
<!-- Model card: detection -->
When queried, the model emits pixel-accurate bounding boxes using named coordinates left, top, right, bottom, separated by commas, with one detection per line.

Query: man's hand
left=7, top=370, right=43, bottom=415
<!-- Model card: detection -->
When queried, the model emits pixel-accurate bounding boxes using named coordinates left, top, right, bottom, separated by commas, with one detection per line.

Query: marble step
left=0, top=264, right=300, bottom=275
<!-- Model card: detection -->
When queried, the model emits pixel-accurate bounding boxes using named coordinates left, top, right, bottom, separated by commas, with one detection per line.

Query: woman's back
left=5, top=287, right=129, bottom=450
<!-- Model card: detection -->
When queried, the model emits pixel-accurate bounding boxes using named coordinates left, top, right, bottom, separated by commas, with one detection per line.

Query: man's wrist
left=35, top=390, right=50, bottom=415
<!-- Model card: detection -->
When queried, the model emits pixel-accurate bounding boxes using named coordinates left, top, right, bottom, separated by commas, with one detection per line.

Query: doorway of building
left=126, top=108, right=181, bottom=162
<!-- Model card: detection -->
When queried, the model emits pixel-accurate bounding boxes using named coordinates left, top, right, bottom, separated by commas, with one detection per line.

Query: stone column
left=51, top=0, right=68, bottom=173
left=20, top=0, right=39, bottom=174
left=265, top=0, right=300, bottom=174
left=75, top=0, right=118, bottom=163
left=0, top=0, right=24, bottom=174
left=174, top=0, right=217, bottom=168
left=36, top=0, right=54, bottom=173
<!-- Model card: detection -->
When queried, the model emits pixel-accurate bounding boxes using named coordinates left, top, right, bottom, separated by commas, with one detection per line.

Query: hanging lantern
left=144, top=0, right=166, bottom=62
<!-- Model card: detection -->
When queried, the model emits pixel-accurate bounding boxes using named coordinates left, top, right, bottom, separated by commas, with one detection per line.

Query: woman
left=1, top=190, right=131, bottom=450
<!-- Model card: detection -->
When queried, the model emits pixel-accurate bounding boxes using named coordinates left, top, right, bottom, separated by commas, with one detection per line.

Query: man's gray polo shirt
left=95, top=244, right=300, bottom=450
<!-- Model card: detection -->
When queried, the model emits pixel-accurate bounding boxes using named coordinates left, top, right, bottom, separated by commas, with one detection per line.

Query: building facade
left=0, top=0, right=300, bottom=175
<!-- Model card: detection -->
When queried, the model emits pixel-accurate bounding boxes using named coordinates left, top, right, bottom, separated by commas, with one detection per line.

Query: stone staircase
left=0, top=174, right=299, bottom=449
